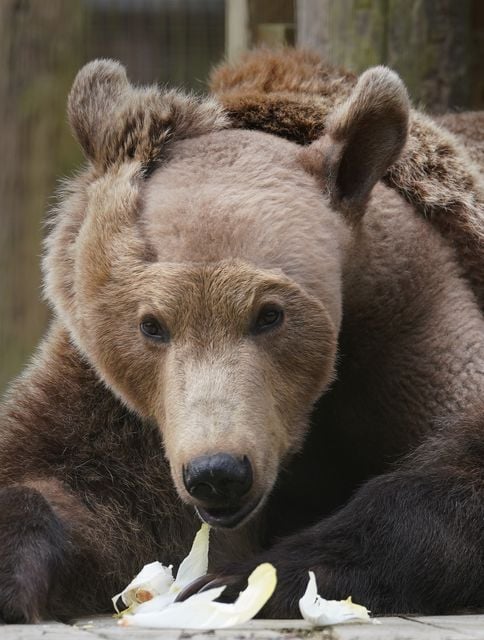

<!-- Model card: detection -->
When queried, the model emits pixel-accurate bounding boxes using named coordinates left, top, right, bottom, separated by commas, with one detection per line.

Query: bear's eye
left=139, top=316, right=170, bottom=343
left=252, top=304, right=284, bottom=334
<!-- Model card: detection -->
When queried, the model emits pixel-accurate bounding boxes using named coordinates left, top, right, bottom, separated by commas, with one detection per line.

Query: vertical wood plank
left=0, top=0, right=85, bottom=394
left=296, top=0, right=389, bottom=70
left=0, top=0, right=225, bottom=394
left=296, top=0, right=483, bottom=113
left=225, top=0, right=295, bottom=57
left=387, top=0, right=472, bottom=112
left=226, top=0, right=249, bottom=62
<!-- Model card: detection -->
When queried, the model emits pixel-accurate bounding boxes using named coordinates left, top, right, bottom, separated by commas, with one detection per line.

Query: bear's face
left=97, top=259, right=336, bottom=527
left=60, top=131, right=341, bottom=528
left=44, top=59, right=408, bottom=528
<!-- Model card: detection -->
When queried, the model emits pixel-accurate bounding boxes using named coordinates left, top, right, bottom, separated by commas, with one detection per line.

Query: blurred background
left=1, top=0, right=483, bottom=393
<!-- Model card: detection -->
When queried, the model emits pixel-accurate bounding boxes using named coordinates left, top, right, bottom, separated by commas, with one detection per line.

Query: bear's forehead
left=138, top=129, right=332, bottom=270
left=132, top=128, right=347, bottom=326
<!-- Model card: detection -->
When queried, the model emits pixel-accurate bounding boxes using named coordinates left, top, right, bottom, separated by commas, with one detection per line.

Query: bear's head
left=43, top=58, right=408, bottom=528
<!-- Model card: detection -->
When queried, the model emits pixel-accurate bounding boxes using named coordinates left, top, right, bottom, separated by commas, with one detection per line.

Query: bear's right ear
left=68, top=59, right=131, bottom=165
left=67, top=59, right=227, bottom=171
left=299, top=66, right=409, bottom=223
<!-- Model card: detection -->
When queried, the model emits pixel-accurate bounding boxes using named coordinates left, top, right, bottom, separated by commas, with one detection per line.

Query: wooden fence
left=1, top=0, right=483, bottom=393
left=0, top=0, right=224, bottom=393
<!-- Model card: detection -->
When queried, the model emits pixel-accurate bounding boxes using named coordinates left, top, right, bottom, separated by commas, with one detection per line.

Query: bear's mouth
left=196, top=496, right=261, bottom=529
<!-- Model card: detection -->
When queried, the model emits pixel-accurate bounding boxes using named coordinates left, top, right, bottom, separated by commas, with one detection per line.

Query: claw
left=201, top=575, right=245, bottom=603
left=174, top=574, right=219, bottom=602
left=174, top=574, right=246, bottom=604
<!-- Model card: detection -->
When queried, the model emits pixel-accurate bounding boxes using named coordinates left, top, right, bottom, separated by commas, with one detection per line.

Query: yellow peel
left=172, top=523, right=210, bottom=592
left=113, top=524, right=210, bottom=615
left=112, top=561, right=174, bottom=613
left=120, top=563, right=277, bottom=629
left=299, top=571, right=370, bottom=626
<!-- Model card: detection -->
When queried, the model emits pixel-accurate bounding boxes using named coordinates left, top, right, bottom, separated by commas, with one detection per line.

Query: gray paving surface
left=2, top=616, right=484, bottom=640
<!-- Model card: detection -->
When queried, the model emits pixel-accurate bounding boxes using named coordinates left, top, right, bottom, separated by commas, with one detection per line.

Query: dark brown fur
left=0, top=326, right=193, bottom=620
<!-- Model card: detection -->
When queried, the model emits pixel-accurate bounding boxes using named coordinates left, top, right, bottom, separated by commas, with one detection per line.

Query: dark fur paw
left=0, top=486, right=67, bottom=623
left=175, top=560, right=304, bottom=617
left=175, top=572, right=248, bottom=604
left=196, top=560, right=308, bottom=618
left=176, top=549, right=314, bottom=618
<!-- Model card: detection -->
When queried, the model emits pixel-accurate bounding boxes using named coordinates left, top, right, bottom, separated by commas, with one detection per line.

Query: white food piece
left=112, top=561, right=174, bottom=612
left=172, top=522, right=210, bottom=591
left=299, top=571, right=371, bottom=626
left=120, top=562, right=277, bottom=629
left=112, top=523, right=210, bottom=614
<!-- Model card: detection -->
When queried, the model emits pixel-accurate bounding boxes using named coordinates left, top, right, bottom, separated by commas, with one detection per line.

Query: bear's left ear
left=67, top=59, right=228, bottom=172
left=299, top=66, right=409, bottom=222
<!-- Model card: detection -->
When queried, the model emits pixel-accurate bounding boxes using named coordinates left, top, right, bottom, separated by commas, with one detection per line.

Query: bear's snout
left=183, top=453, right=256, bottom=528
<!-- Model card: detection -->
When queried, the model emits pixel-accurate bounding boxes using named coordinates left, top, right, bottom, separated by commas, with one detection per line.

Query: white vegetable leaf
left=112, top=561, right=174, bottom=613
left=120, top=562, right=277, bottom=630
left=112, top=523, right=210, bottom=615
left=171, top=521, right=210, bottom=591
left=299, top=571, right=370, bottom=626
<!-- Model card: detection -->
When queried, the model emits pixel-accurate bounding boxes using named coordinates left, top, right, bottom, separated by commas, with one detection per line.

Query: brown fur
left=0, top=49, right=484, bottom=621
left=211, top=49, right=484, bottom=307
left=68, top=59, right=228, bottom=172
left=436, top=111, right=484, bottom=173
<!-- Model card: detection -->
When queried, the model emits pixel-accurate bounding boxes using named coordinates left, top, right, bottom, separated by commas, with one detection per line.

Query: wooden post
left=0, top=1, right=225, bottom=393
left=297, top=0, right=387, bottom=69
left=0, top=0, right=85, bottom=393
left=296, top=0, right=483, bottom=113
left=226, top=0, right=250, bottom=62
left=225, top=0, right=295, bottom=58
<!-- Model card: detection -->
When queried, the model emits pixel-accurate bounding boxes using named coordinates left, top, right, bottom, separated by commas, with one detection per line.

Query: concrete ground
left=3, top=615, right=484, bottom=640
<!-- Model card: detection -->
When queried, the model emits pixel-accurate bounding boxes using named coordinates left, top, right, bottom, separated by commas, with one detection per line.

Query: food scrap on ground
left=112, top=523, right=210, bottom=616
left=120, top=563, right=277, bottom=630
left=113, top=523, right=276, bottom=629
left=299, top=571, right=371, bottom=626
left=112, top=525, right=371, bottom=629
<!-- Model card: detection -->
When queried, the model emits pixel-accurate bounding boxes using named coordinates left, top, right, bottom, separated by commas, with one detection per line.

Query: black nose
left=183, top=454, right=252, bottom=507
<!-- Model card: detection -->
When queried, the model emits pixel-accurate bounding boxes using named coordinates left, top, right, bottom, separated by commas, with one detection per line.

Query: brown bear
left=1, top=49, right=484, bottom=623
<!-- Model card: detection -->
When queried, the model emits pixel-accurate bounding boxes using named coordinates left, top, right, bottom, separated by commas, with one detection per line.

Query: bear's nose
left=183, top=454, right=252, bottom=507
